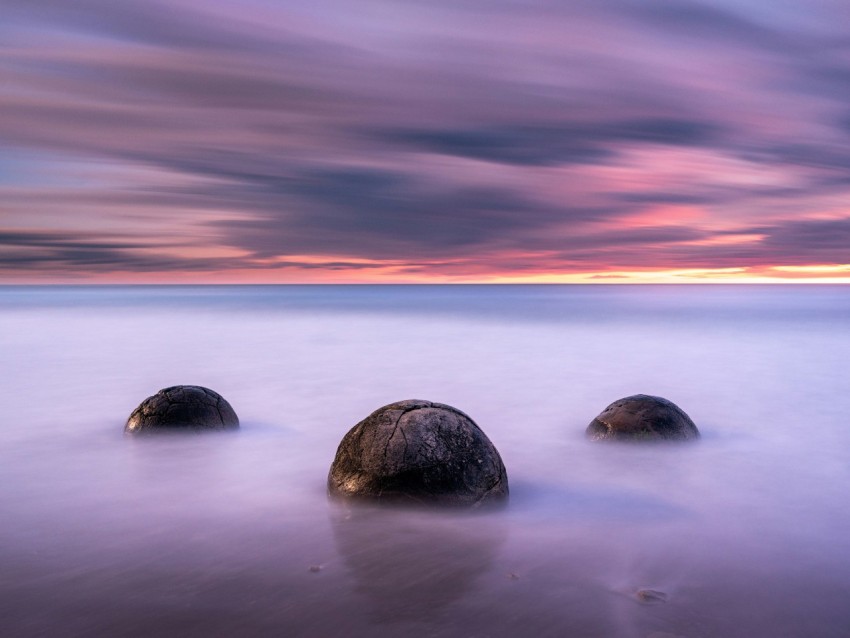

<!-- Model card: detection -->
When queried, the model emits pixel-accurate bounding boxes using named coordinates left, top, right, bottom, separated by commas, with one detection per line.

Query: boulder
left=586, top=394, right=699, bottom=441
left=328, top=399, right=508, bottom=507
left=125, top=385, right=239, bottom=434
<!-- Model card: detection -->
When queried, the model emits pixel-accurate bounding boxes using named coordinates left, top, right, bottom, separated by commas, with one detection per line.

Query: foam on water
left=1, top=285, right=848, bottom=637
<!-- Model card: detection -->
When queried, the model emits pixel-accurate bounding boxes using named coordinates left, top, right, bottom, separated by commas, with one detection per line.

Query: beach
left=1, top=285, right=849, bottom=637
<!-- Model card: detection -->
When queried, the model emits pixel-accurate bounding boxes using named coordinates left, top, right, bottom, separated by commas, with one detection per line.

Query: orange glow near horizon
left=4, top=262, right=850, bottom=285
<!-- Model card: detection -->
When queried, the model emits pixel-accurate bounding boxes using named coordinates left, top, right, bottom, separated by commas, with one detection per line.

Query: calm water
left=1, top=285, right=848, bottom=637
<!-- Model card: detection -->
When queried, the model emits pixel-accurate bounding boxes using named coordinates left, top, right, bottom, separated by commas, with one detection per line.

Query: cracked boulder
left=328, top=399, right=509, bottom=507
left=125, top=385, right=239, bottom=434
left=586, top=394, right=699, bottom=441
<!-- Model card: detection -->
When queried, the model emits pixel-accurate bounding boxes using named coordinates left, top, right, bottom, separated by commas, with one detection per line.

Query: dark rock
left=636, top=589, right=668, bottom=604
left=586, top=394, right=699, bottom=441
left=328, top=399, right=508, bottom=507
left=125, top=385, right=239, bottom=434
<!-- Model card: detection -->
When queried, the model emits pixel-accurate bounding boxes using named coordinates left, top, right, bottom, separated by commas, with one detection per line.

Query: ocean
left=1, top=285, right=848, bottom=637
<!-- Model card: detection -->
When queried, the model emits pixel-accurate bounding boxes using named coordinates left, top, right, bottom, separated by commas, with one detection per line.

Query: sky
left=1, top=0, right=849, bottom=283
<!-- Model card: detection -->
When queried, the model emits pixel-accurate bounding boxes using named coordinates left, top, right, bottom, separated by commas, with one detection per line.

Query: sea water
left=0, top=285, right=848, bottom=637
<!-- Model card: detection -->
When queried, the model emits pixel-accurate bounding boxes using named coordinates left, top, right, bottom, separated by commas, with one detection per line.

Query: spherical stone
left=125, top=385, right=239, bottom=434
left=586, top=394, right=699, bottom=441
left=328, top=399, right=509, bottom=507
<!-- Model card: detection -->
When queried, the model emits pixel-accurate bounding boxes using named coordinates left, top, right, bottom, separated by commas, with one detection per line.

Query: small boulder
left=586, top=394, right=699, bottom=441
left=328, top=399, right=508, bottom=507
left=125, top=385, right=239, bottom=434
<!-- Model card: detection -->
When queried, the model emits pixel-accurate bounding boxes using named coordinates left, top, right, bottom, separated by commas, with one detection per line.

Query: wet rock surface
left=586, top=394, right=699, bottom=441
left=125, top=385, right=239, bottom=434
left=328, top=399, right=509, bottom=507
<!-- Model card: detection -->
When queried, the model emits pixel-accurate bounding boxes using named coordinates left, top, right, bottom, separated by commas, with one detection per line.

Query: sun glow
left=771, top=264, right=850, bottom=274
left=481, top=266, right=850, bottom=284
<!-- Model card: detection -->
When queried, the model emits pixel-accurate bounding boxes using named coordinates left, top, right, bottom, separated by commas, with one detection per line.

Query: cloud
left=372, top=126, right=611, bottom=167
left=0, top=230, right=147, bottom=250
left=613, top=192, right=719, bottom=205
left=1, top=0, right=849, bottom=280
left=211, top=167, right=602, bottom=260
left=0, top=228, right=395, bottom=274
left=372, top=118, right=721, bottom=167
left=565, top=217, right=850, bottom=270
left=3, top=0, right=302, bottom=53
left=761, top=217, right=850, bottom=260
left=633, top=0, right=790, bottom=51
left=0, top=230, right=201, bottom=271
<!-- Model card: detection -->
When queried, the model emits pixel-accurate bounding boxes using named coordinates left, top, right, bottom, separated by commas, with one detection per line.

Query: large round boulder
left=125, top=385, right=239, bottom=434
left=328, top=399, right=508, bottom=507
left=586, top=394, right=699, bottom=441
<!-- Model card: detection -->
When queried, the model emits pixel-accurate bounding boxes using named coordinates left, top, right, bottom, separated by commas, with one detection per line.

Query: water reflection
left=330, top=504, right=506, bottom=623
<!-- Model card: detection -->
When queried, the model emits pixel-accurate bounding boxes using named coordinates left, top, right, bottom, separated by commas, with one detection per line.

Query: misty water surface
left=1, top=285, right=848, bottom=637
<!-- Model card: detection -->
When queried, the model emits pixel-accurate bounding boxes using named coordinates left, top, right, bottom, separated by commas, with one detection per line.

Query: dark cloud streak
left=372, top=119, right=722, bottom=166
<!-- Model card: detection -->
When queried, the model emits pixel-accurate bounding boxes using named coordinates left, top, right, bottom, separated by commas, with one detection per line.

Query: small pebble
left=636, top=589, right=668, bottom=604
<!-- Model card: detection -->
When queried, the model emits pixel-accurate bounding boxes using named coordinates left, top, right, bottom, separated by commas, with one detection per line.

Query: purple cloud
left=1, top=0, right=849, bottom=280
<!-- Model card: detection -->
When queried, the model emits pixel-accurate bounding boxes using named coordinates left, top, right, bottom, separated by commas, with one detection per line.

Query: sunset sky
left=2, top=0, right=849, bottom=283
